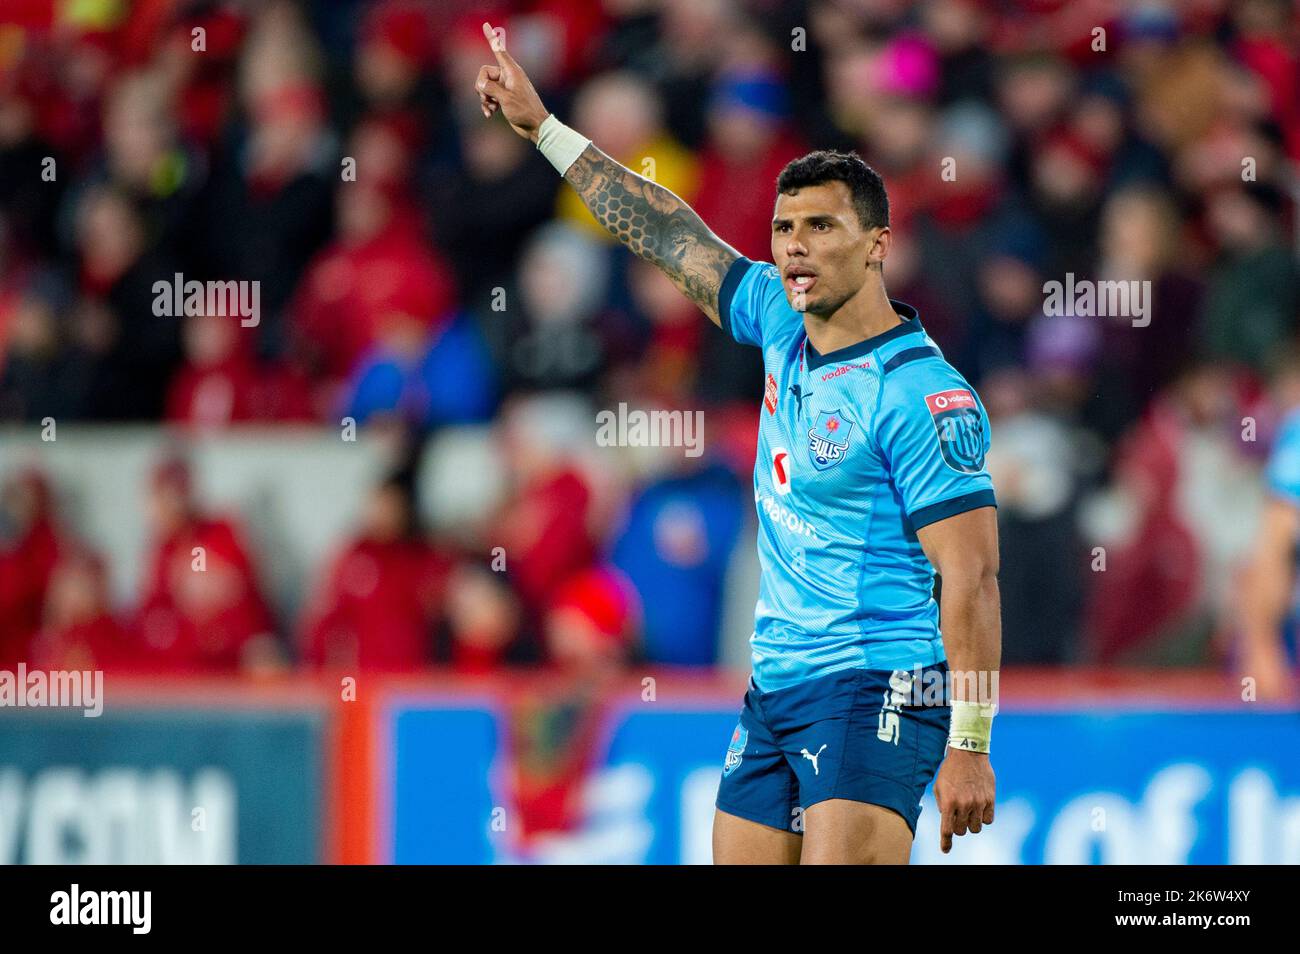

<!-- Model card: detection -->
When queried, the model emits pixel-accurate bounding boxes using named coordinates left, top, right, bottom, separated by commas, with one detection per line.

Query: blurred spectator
left=860, top=92, right=938, bottom=235
left=1027, top=127, right=1107, bottom=279
left=291, top=117, right=457, bottom=409
left=32, top=28, right=114, bottom=163
left=0, top=281, right=87, bottom=421
left=90, top=69, right=206, bottom=253
left=1082, top=361, right=1260, bottom=665
left=1230, top=0, right=1300, bottom=161
left=30, top=550, right=136, bottom=673
left=610, top=453, right=744, bottom=666
left=964, top=214, right=1047, bottom=380
left=1068, top=74, right=1167, bottom=191
left=350, top=0, right=445, bottom=140
left=429, top=101, right=559, bottom=303
left=544, top=565, right=639, bottom=673
left=618, top=258, right=704, bottom=402
left=443, top=563, right=522, bottom=673
left=1200, top=184, right=1300, bottom=372
left=301, top=474, right=453, bottom=670
left=342, top=309, right=497, bottom=430
left=135, top=456, right=277, bottom=672
left=595, top=0, right=740, bottom=149
left=1024, top=311, right=1102, bottom=424
left=0, top=467, right=66, bottom=666
left=924, top=0, right=995, bottom=107
left=981, top=368, right=1085, bottom=664
left=487, top=396, right=599, bottom=624
left=691, top=69, right=808, bottom=261
left=191, top=5, right=336, bottom=358
left=166, top=309, right=313, bottom=428
left=1084, top=186, right=1204, bottom=439
left=913, top=101, right=1017, bottom=359
left=0, top=59, right=65, bottom=259
left=995, top=51, right=1074, bottom=175
left=554, top=71, right=698, bottom=242
left=146, top=3, right=247, bottom=148
left=477, top=222, right=625, bottom=393
left=72, top=185, right=182, bottom=419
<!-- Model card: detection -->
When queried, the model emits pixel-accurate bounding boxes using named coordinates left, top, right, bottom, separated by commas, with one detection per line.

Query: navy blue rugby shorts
left=715, top=664, right=950, bottom=835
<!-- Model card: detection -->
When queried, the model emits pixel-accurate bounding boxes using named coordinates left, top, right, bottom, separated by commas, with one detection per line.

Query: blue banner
left=386, top=701, right=1300, bottom=864
left=0, top=708, right=324, bottom=864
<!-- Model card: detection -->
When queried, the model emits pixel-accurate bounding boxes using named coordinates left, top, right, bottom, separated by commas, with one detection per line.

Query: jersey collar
left=803, top=300, right=922, bottom=372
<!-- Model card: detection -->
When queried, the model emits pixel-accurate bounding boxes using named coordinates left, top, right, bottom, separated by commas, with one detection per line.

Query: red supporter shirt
left=134, top=516, right=273, bottom=672
left=300, top=537, right=452, bottom=670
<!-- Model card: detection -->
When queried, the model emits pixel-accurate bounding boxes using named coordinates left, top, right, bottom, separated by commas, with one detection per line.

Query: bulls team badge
left=807, top=410, right=854, bottom=471
left=723, top=723, right=748, bottom=777
left=925, top=388, right=986, bottom=473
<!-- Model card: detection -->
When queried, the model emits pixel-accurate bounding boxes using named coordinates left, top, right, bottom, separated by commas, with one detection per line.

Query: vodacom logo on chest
left=771, top=446, right=793, bottom=495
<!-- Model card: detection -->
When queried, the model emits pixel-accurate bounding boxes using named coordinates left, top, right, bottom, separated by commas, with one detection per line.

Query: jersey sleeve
left=874, top=363, right=997, bottom=532
left=717, top=257, right=790, bottom=348
left=1266, top=415, right=1300, bottom=504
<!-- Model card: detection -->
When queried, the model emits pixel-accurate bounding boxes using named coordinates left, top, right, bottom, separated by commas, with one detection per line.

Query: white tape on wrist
left=536, top=114, right=591, bottom=176
left=948, top=699, right=996, bottom=754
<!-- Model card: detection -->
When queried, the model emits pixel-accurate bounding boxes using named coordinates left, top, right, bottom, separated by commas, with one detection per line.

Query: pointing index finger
left=482, top=22, right=510, bottom=68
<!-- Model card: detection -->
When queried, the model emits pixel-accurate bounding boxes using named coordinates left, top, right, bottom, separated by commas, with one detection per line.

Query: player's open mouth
left=786, top=272, right=817, bottom=295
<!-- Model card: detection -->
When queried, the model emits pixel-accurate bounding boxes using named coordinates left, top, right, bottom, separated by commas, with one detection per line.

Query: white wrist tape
left=948, top=699, right=996, bottom=754
left=536, top=113, right=591, bottom=176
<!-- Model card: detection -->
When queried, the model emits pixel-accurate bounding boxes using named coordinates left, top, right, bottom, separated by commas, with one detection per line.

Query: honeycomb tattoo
left=566, top=144, right=739, bottom=325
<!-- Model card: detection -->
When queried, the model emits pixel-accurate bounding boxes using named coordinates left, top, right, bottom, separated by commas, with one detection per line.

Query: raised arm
left=476, top=22, right=740, bottom=326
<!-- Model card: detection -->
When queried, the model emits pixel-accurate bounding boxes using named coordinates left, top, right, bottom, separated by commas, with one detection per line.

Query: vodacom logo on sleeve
left=771, top=446, right=792, bottom=495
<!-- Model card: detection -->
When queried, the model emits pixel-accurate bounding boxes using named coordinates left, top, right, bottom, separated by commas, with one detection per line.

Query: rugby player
left=476, top=21, right=1000, bottom=864
left=1240, top=356, right=1300, bottom=702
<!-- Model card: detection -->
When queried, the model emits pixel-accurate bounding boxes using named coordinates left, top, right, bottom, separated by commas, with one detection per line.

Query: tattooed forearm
left=565, top=144, right=740, bottom=326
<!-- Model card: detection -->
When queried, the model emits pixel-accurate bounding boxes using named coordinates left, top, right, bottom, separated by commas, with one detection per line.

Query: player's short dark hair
left=776, top=150, right=890, bottom=231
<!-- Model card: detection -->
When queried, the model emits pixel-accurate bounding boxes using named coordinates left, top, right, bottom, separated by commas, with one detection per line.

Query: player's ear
left=865, top=226, right=890, bottom=271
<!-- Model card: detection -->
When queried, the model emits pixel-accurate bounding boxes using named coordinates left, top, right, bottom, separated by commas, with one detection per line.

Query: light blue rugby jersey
left=718, top=256, right=997, bottom=692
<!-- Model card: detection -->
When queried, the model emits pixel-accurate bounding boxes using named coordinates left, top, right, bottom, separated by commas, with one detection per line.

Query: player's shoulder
left=724, top=257, right=780, bottom=300
left=740, top=259, right=788, bottom=313
left=724, top=257, right=802, bottom=340
left=875, top=326, right=980, bottom=418
left=749, top=260, right=782, bottom=284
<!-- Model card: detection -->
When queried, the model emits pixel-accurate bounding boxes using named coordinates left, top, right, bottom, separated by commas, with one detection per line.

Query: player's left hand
left=934, top=748, right=995, bottom=854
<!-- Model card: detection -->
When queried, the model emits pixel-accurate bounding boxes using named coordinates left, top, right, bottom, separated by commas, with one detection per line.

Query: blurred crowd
left=2, top=0, right=1299, bottom=679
